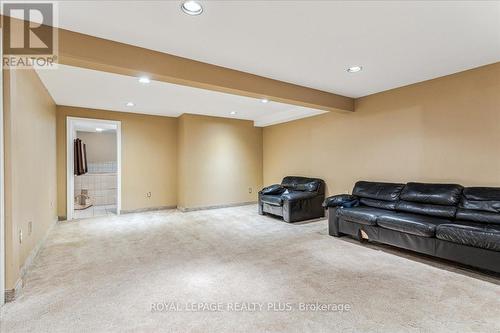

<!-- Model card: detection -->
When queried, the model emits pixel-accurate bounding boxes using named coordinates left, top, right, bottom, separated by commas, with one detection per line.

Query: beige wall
left=177, top=114, right=263, bottom=209
left=263, top=62, right=500, bottom=195
left=57, top=106, right=178, bottom=217
left=77, top=131, right=117, bottom=163
left=3, top=68, right=57, bottom=289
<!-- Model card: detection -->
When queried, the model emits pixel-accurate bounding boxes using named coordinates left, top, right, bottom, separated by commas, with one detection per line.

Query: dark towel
left=74, top=139, right=79, bottom=175
left=83, top=143, right=88, bottom=173
left=74, top=138, right=88, bottom=176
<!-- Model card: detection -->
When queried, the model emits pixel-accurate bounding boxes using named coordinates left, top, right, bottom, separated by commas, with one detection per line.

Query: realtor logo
left=2, top=1, right=58, bottom=68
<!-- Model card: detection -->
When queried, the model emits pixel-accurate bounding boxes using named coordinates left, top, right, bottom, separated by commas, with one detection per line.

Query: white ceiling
left=36, top=64, right=326, bottom=127
left=49, top=0, right=500, bottom=98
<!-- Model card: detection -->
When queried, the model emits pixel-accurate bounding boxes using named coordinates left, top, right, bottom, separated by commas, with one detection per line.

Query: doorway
left=66, top=117, right=121, bottom=220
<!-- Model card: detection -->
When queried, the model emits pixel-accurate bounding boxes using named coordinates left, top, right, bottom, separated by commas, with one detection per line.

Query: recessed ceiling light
left=126, top=102, right=135, bottom=107
left=347, top=66, right=363, bottom=73
left=95, top=128, right=103, bottom=132
left=230, top=111, right=237, bottom=115
left=261, top=98, right=269, bottom=104
left=139, top=76, right=151, bottom=84
left=181, top=1, right=203, bottom=16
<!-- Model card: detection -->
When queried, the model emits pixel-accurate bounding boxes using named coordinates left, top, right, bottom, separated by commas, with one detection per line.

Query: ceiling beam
left=58, top=28, right=354, bottom=112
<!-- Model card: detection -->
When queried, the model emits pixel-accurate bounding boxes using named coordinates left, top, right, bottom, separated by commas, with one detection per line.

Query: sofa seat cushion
left=337, top=207, right=388, bottom=226
left=436, top=222, right=500, bottom=251
left=260, top=194, right=283, bottom=206
left=377, top=212, right=451, bottom=237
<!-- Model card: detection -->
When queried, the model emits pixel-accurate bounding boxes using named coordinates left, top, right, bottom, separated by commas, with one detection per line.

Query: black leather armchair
left=259, top=176, right=325, bottom=223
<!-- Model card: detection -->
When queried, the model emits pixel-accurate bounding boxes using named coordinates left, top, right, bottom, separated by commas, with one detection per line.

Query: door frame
left=66, top=117, right=121, bottom=220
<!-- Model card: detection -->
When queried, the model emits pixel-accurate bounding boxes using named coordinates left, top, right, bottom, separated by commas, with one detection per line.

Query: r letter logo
left=2, top=2, right=58, bottom=68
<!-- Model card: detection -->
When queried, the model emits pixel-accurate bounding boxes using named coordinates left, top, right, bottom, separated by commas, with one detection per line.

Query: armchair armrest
left=281, top=191, right=317, bottom=202
left=323, top=194, right=359, bottom=208
left=260, top=184, right=286, bottom=195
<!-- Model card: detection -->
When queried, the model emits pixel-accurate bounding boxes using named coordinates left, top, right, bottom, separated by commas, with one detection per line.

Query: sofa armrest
left=323, top=194, right=359, bottom=208
left=328, top=206, right=342, bottom=236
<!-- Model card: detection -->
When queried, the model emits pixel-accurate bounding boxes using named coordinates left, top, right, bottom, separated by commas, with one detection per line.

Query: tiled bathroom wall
left=75, top=161, right=118, bottom=206
left=88, top=161, right=117, bottom=173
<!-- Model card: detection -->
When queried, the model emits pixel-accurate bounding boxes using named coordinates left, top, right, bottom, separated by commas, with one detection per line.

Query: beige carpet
left=1, top=205, right=499, bottom=332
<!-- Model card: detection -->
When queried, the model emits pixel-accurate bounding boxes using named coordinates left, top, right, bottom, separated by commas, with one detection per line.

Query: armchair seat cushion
left=337, top=207, right=388, bottom=226
left=436, top=222, right=500, bottom=251
left=260, top=194, right=283, bottom=206
left=377, top=212, right=451, bottom=237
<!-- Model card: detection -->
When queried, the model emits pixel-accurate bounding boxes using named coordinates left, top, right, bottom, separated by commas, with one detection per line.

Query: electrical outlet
left=248, top=187, right=252, bottom=194
left=28, top=221, right=33, bottom=235
left=19, top=229, right=23, bottom=244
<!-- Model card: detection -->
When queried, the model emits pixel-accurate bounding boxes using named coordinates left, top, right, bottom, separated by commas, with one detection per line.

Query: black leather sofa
left=324, top=181, right=500, bottom=274
left=259, top=176, right=325, bottom=223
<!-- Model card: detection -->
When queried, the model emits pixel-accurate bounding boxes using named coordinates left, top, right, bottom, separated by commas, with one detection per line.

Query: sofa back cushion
left=456, top=187, right=500, bottom=225
left=281, top=176, right=324, bottom=193
left=396, top=183, right=463, bottom=218
left=400, top=183, right=463, bottom=205
left=352, top=181, right=405, bottom=210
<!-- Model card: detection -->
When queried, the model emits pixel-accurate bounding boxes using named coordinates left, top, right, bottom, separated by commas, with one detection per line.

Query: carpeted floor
left=1, top=205, right=499, bottom=332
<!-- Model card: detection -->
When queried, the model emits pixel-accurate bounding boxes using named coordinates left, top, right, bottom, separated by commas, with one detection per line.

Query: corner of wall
left=176, top=114, right=186, bottom=209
